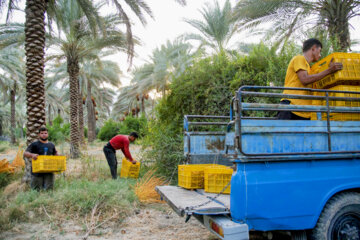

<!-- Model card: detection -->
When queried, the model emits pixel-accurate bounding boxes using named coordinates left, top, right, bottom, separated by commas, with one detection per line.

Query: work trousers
left=30, top=173, right=54, bottom=191
left=103, top=142, right=118, bottom=179
left=277, top=100, right=310, bottom=120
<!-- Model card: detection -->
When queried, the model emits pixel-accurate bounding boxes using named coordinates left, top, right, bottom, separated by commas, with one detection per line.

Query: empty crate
left=178, top=164, right=219, bottom=189
left=204, top=165, right=233, bottom=194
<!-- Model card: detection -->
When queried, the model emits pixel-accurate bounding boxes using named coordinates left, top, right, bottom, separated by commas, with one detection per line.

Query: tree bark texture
left=78, top=81, right=85, bottom=145
left=141, top=96, right=146, bottom=116
left=68, top=59, right=80, bottom=158
left=10, top=83, right=16, bottom=144
left=48, top=104, right=52, bottom=126
left=87, top=79, right=96, bottom=143
left=321, top=0, right=351, bottom=51
left=24, top=0, right=47, bottom=183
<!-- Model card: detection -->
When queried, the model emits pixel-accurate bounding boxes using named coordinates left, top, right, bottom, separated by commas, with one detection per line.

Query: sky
left=1, top=0, right=360, bottom=87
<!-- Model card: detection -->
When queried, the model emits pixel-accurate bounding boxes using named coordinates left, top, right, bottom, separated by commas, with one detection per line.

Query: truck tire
left=311, top=192, right=360, bottom=240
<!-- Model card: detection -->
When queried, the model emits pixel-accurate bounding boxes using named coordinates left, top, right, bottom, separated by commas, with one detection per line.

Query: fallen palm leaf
left=134, top=169, right=167, bottom=203
left=0, top=159, right=15, bottom=173
left=10, top=146, right=25, bottom=169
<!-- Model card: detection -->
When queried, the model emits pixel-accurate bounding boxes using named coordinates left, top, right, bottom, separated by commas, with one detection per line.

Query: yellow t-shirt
left=283, top=55, right=312, bottom=118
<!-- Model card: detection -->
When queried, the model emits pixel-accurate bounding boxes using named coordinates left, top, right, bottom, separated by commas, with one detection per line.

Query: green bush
left=47, top=116, right=71, bottom=144
left=142, top=120, right=183, bottom=182
left=97, top=119, right=120, bottom=141
left=118, top=115, right=147, bottom=137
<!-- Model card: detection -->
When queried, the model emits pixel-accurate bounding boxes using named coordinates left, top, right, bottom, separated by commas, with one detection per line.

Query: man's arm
left=297, top=58, right=343, bottom=85
left=24, top=151, right=38, bottom=160
left=122, top=146, right=136, bottom=164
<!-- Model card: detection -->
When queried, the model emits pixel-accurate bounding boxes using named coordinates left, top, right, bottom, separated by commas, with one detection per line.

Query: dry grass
left=3, top=180, right=26, bottom=197
left=134, top=169, right=167, bottom=203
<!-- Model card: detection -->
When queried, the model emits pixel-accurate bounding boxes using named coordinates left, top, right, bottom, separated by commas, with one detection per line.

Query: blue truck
left=156, top=86, right=360, bottom=240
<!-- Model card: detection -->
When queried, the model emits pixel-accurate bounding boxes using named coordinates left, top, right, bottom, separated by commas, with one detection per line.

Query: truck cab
left=156, top=86, right=360, bottom=240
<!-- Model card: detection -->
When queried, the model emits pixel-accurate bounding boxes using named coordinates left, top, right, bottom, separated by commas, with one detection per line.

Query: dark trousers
left=30, top=173, right=54, bottom=191
left=103, top=143, right=118, bottom=179
left=277, top=100, right=310, bottom=120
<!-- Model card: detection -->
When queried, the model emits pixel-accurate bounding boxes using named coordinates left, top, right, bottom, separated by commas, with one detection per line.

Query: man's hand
left=31, top=153, right=39, bottom=160
left=328, top=58, right=343, bottom=73
left=131, top=160, right=137, bottom=164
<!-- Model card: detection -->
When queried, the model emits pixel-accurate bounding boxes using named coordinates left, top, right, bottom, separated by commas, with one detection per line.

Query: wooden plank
left=156, top=186, right=230, bottom=217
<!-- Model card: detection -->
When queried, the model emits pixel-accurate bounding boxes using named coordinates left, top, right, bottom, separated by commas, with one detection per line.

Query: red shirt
left=109, top=135, right=133, bottom=161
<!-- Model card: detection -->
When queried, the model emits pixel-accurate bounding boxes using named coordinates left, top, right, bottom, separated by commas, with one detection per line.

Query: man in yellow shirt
left=278, top=38, right=343, bottom=120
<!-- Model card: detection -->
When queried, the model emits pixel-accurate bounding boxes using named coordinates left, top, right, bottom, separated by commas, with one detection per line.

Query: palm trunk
left=10, top=83, right=16, bottom=145
left=87, top=79, right=96, bottom=143
left=325, top=2, right=351, bottom=51
left=329, top=23, right=350, bottom=51
left=141, top=96, right=145, bottom=116
left=68, top=59, right=80, bottom=158
left=48, top=104, right=52, bottom=126
left=24, top=0, right=47, bottom=183
left=78, top=82, right=85, bottom=145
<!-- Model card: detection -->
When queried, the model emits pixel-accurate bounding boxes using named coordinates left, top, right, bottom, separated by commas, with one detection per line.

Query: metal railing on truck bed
left=183, top=115, right=233, bottom=166
left=234, top=86, right=360, bottom=162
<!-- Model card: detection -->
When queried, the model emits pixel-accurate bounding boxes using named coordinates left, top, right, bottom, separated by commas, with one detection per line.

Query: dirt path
left=0, top=206, right=217, bottom=240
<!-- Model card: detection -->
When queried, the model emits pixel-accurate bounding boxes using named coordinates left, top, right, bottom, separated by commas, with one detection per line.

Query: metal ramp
left=156, top=186, right=230, bottom=217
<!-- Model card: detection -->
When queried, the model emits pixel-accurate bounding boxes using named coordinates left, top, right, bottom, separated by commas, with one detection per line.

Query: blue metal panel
left=240, top=119, right=360, bottom=154
left=184, top=134, right=235, bottom=165
left=231, top=159, right=360, bottom=231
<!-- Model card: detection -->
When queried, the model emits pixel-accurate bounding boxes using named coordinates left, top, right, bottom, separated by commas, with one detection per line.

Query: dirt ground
left=0, top=207, right=217, bottom=240
left=0, top=143, right=219, bottom=240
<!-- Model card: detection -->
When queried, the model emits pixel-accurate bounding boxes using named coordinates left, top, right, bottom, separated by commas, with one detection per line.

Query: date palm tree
left=0, top=46, right=25, bottom=144
left=48, top=0, right=129, bottom=157
left=80, top=59, right=121, bottom=142
left=233, top=0, right=360, bottom=51
left=184, top=0, right=237, bottom=53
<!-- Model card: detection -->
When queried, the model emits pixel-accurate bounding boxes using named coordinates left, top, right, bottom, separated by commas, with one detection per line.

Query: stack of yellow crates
left=311, top=52, right=360, bottom=121
left=178, top=164, right=233, bottom=194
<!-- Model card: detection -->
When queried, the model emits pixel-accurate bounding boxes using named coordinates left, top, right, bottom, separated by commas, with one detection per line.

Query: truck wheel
left=312, top=192, right=360, bottom=240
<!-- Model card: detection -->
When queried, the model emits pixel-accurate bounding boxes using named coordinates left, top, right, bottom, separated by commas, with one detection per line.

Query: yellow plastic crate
left=178, top=164, right=221, bottom=189
left=311, top=52, right=360, bottom=89
left=311, top=85, right=360, bottom=121
left=120, top=157, right=140, bottom=178
left=32, top=155, right=66, bottom=173
left=204, top=166, right=233, bottom=194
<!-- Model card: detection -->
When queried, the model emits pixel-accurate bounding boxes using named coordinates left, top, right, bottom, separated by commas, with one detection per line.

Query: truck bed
left=156, top=186, right=230, bottom=217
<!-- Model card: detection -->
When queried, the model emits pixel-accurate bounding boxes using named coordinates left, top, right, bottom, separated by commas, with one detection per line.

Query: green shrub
left=142, top=120, right=183, bottom=183
left=118, top=115, right=147, bottom=137
left=97, top=119, right=121, bottom=141
left=47, top=116, right=70, bottom=144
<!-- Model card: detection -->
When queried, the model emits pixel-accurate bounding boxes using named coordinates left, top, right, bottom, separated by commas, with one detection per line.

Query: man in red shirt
left=103, top=132, right=139, bottom=179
